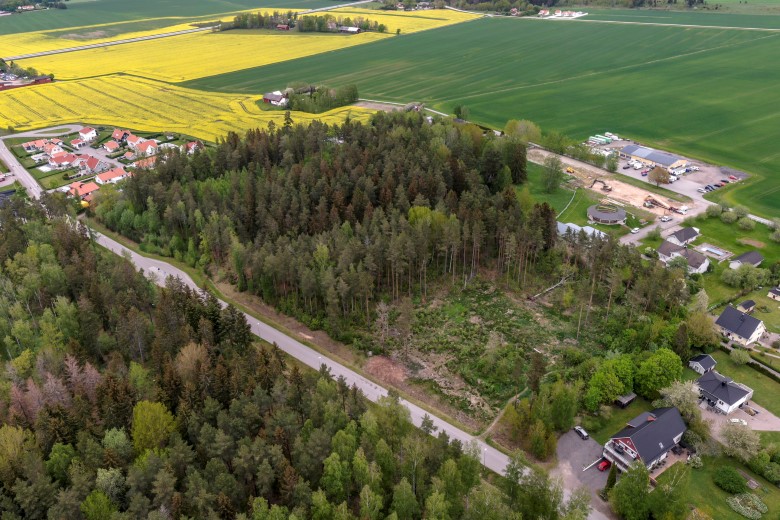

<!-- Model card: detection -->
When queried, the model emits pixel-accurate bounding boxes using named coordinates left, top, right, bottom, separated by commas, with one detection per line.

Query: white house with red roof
left=123, top=151, right=136, bottom=161
left=76, top=155, right=108, bottom=175
left=126, top=135, right=146, bottom=151
left=78, top=127, right=97, bottom=142
left=132, top=156, right=157, bottom=169
left=49, top=153, right=78, bottom=169
left=22, top=139, right=47, bottom=152
left=68, top=181, right=100, bottom=200
left=111, top=128, right=131, bottom=142
left=103, top=141, right=120, bottom=153
left=136, top=141, right=157, bottom=157
left=184, top=141, right=203, bottom=155
left=43, top=142, right=64, bottom=156
left=96, top=167, right=131, bottom=185
left=70, top=138, right=86, bottom=149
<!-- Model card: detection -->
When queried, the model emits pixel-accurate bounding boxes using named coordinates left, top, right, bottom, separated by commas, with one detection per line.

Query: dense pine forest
left=88, top=112, right=720, bottom=433
left=0, top=198, right=595, bottom=519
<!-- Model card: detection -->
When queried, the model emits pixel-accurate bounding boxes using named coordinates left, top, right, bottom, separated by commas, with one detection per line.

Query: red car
left=598, top=460, right=611, bottom=471
left=729, top=175, right=738, bottom=180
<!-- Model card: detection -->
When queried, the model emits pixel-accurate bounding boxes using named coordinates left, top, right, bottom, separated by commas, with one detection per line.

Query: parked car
left=622, top=164, right=630, bottom=170
left=566, top=167, right=575, bottom=174
left=697, top=188, right=706, bottom=193
left=691, top=166, right=700, bottom=171
left=641, top=172, right=648, bottom=177
left=720, top=179, right=730, bottom=184
left=630, top=227, right=640, bottom=234
left=729, top=175, right=738, bottom=180
left=660, top=216, right=672, bottom=222
left=729, top=418, right=748, bottom=426
left=598, top=460, right=611, bottom=471
left=574, top=426, right=589, bottom=440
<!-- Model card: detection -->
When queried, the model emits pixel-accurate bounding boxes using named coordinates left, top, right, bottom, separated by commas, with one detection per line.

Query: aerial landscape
left=0, top=0, right=779, bottom=517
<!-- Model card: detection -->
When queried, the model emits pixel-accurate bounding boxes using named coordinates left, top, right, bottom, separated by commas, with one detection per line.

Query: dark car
left=622, top=164, right=630, bottom=170
left=574, top=426, right=589, bottom=440
left=720, top=179, right=730, bottom=184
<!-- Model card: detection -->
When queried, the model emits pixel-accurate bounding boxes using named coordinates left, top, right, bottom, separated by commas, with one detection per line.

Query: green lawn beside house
left=582, top=398, right=654, bottom=445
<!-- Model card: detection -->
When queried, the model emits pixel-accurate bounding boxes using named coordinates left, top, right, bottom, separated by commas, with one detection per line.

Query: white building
left=695, top=370, right=753, bottom=415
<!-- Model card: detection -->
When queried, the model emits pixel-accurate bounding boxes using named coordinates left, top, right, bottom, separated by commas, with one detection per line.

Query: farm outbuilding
left=620, top=144, right=686, bottom=169
left=587, top=204, right=626, bottom=225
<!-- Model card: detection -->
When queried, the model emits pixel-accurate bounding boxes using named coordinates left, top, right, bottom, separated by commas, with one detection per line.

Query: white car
left=630, top=227, right=640, bottom=234
left=697, top=188, right=706, bottom=193
left=660, top=216, right=672, bottom=222
left=729, top=418, right=748, bottom=426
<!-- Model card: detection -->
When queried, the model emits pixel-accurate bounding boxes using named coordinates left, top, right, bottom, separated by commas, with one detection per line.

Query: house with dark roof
left=730, top=251, right=764, bottom=270
left=738, top=300, right=756, bottom=314
left=602, top=407, right=686, bottom=472
left=695, top=370, right=753, bottom=414
left=769, top=287, right=780, bottom=302
left=656, top=239, right=709, bottom=274
left=715, top=305, right=766, bottom=346
left=263, top=91, right=289, bottom=107
left=667, top=227, right=700, bottom=247
left=688, top=354, right=716, bottom=375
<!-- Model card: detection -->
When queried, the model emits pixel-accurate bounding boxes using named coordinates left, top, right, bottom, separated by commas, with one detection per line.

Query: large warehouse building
left=620, top=144, right=687, bottom=169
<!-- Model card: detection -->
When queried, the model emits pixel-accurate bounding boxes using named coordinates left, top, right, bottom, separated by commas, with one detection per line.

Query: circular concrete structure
left=587, top=204, right=626, bottom=225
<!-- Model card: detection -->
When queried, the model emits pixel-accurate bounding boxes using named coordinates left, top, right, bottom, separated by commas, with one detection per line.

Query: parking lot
left=553, top=430, right=615, bottom=518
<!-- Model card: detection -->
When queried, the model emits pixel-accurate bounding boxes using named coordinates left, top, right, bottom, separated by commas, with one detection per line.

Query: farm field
left=315, top=7, right=481, bottom=33
left=0, top=0, right=331, bottom=35
left=582, top=7, right=780, bottom=25
left=19, top=30, right=393, bottom=83
left=184, top=18, right=780, bottom=218
left=0, top=75, right=375, bottom=141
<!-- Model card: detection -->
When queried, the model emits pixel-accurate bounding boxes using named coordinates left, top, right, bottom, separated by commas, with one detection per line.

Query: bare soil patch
left=739, top=237, right=766, bottom=248
left=364, top=355, right=407, bottom=386
left=354, top=101, right=403, bottom=112
left=61, top=30, right=109, bottom=40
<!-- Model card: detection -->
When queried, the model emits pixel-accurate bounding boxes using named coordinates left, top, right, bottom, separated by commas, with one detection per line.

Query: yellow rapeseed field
left=0, top=75, right=375, bottom=141
left=321, top=7, right=481, bottom=34
left=19, top=30, right=391, bottom=82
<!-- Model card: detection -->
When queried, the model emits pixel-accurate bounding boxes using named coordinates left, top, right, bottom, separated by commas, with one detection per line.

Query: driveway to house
left=700, top=402, right=780, bottom=446
left=552, top=431, right=615, bottom=519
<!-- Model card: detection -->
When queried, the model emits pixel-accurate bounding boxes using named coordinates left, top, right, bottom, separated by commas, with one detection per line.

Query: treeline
left=297, top=14, right=388, bottom=33
left=443, top=0, right=541, bottom=14
left=231, top=10, right=297, bottom=30
left=288, top=84, right=359, bottom=114
left=0, top=59, right=43, bottom=79
left=0, top=200, right=591, bottom=519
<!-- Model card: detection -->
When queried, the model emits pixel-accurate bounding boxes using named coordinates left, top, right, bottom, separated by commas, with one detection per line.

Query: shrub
left=734, top=206, right=749, bottom=218
left=706, top=205, right=723, bottom=218
left=731, top=349, right=751, bottom=365
left=689, top=454, right=703, bottom=469
left=738, top=217, right=755, bottom=231
left=726, top=493, right=767, bottom=520
left=713, top=466, right=748, bottom=494
left=721, top=211, right=738, bottom=224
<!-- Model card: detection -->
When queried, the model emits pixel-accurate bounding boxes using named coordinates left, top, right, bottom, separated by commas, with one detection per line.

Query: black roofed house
left=730, top=250, right=764, bottom=270
left=769, top=287, right=780, bottom=302
left=263, top=91, right=289, bottom=107
left=715, top=305, right=766, bottom=346
left=656, top=239, right=709, bottom=274
left=657, top=240, right=683, bottom=262
left=602, top=407, right=686, bottom=472
left=695, top=370, right=753, bottom=414
left=688, top=354, right=716, bottom=375
left=738, top=300, right=756, bottom=314
left=667, top=227, right=700, bottom=247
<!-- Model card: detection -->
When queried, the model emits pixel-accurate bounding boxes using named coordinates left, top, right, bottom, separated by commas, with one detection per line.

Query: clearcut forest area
left=183, top=17, right=780, bottom=217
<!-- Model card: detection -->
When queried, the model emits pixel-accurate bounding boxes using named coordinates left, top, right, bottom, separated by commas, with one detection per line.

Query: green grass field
left=660, top=456, right=780, bottom=519
left=583, top=397, right=654, bottom=444
left=582, top=7, right=780, bottom=26
left=183, top=18, right=780, bottom=218
left=0, top=0, right=334, bottom=35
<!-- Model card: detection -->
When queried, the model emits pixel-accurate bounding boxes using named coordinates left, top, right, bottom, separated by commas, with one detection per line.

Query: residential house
left=48, top=153, right=77, bottom=169
left=262, top=91, right=288, bottom=107
left=688, top=354, right=716, bottom=375
left=111, top=128, right=131, bottom=142
left=22, top=139, right=46, bottom=152
left=602, top=407, right=686, bottom=472
left=136, top=141, right=158, bottom=157
left=276, top=24, right=290, bottom=30
left=76, top=155, right=108, bottom=175
left=126, top=135, right=146, bottom=151
left=738, top=300, right=756, bottom=314
left=715, top=305, right=766, bottom=346
left=96, top=167, right=131, bottom=185
left=185, top=141, right=203, bottom=155
left=730, top=251, right=764, bottom=270
left=103, top=141, right=120, bottom=153
left=70, top=138, right=86, bottom=149
left=68, top=181, right=100, bottom=200
left=769, top=287, right=780, bottom=302
left=123, top=151, right=136, bottom=161
left=667, top=227, right=700, bottom=247
left=78, top=127, right=97, bottom=142
left=695, top=370, right=753, bottom=414
left=656, top=240, right=709, bottom=274
left=42, top=142, right=64, bottom=156
left=132, top=156, right=157, bottom=169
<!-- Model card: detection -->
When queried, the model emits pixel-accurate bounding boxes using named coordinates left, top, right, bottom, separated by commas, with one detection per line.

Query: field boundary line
left=557, top=188, right=578, bottom=219
left=3, top=26, right=213, bottom=61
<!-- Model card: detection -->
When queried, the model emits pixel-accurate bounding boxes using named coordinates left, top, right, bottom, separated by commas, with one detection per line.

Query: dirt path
left=477, top=389, right=525, bottom=439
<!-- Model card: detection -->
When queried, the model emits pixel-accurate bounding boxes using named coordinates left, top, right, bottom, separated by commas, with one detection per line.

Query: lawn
left=759, top=431, right=780, bottom=447
left=710, top=350, right=780, bottom=417
left=660, top=456, right=780, bottom=519
left=184, top=18, right=780, bottom=219
left=582, top=397, right=654, bottom=445
left=520, top=162, right=577, bottom=214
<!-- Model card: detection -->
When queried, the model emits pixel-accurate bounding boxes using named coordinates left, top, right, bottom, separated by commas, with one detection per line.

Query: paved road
left=3, top=27, right=213, bottom=61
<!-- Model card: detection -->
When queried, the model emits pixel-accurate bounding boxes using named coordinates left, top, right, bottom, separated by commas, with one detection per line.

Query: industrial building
left=620, top=144, right=687, bottom=169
